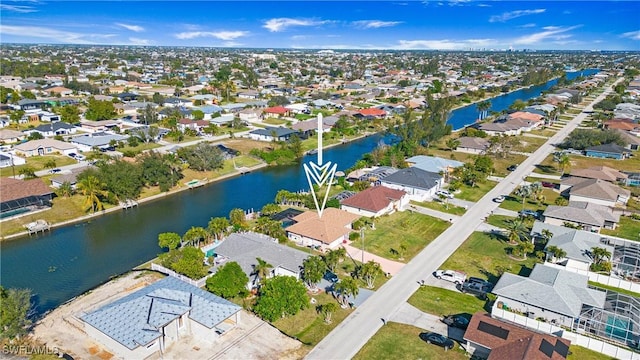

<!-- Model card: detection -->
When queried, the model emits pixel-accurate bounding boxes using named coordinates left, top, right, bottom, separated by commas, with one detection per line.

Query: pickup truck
left=434, top=269, right=467, bottom=284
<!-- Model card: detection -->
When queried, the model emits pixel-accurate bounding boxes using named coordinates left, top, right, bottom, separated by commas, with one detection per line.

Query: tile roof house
left=340, top=185, right=408, bottom=218
left=585, top=143, right=631, bottom=160
left=542, top=201, right=620, bottom=233
left=356, top=108, right=386, bottom=119
left=286, top=208, right=360, bottom=250
left=13, top=138, right=78, bottom=157
left=211, top=232, right=310, bottom=287
left=455, top=136, right=491, bottom=154
left=81, top=276, right=241, bottom=360
left=560, top=178, right=631, bottom=207
left=0, top=178, right=53, bottom=216
left=492, top=263, right=606, bottom=329
left=531, top=221, right=614, bottom=272
left=463, top=312, right=571, bottom=360
left=569, top=166, right=628, bottom=184
left=380, top=167, right=443, bottom=202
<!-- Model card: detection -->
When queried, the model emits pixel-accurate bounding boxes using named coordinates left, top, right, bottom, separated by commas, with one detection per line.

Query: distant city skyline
left=0, top=1, right=638, bottom=51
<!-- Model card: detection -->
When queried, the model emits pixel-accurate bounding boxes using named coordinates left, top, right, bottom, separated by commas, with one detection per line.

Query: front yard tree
left=505, top=218, right=527, bottom=245
left=515, top=185, right=532, bottom=211
left=158, top=232, right=181, bottom=250
left=445, top=138, right=460, bottom=151
left=0, top=286, right=33, bottom=340
left=301, top=256, right=326, bottom=290
left=355, top=261, right=383, bottom=289
left=317, top=302, right=338, bottom=324
left=514, top=241, right=534, bottom=260
left=334, top=277, right=359, bottom=308
left=323, top=248, right=346, bottom=273
left=85, top=97, right=116, bottom=120
left=254, top=276, right=309, bottom=322
left=206, top=262, right=248, bottom=299
left=77, top=175, right=105, bottom=213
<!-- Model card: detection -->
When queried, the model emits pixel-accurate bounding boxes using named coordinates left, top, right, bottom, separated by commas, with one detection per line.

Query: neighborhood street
left=306, top=78, right=623, bottom=360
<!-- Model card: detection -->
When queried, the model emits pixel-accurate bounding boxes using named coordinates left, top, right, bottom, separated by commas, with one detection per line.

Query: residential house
left=0, top=129, right=26, bottom=143
left=614, top=129, right=640, bottom=151
left=238, top=108, right=262, bottom=123
left=560, top=178, right=630, bottom=207
left=478, top=116, right=542, bottom=136
left=0, top=152, right=26, bottom=168
left=569, top=166, right=628, bottom=185
left=50, top=166, right=94, bottom=189
left=355, top=108, right=386, bottom=120
left=584, top=143, right=631, bottom=160
left=380, top=167, right=442, bottom=202
left=248, top=127, right=296, bottom=142
left=492, top=263, right=605, bottom=329
left=211, top=232, right=309, bottom=288
left=531, top=221, right=614, bottom=272
left=45, top=86, right=73, bottom=97
left=464, top=312, right=571, bottom=360
left=13, top=138, right=78, bottom=157
left=69, top=133, right=129, bottom=152
left=163, top=97, right=193, bottom=108
left=81, top=276, right=242, bottom=360
left=0, top=178, right=54, bottom=216
left=286, top=208, right=360, bottom=250
left=404, top=155, right=463, bottom=178
left=340, top=186, right=408, bottom=218
left=236, top=90, right=260, bottom=100
left=285, top=103, right=310, bottom=115
left=262, top=106, right=290, bottom=119
left=455, top=136, right=490, bottom=154
left=23, top=122, right=78, bottom=138
left=292, top=118, right=331, bottom=138
left=79, top=119, right=120, bottom=133
left=542, top=201, right=620, bottom=232
left=15, top=99, right=47, bottom=113
left=177, top=119, right=210, bottom=133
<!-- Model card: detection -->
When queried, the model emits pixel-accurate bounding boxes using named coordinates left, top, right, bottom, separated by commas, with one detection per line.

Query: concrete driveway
left=390, top=302, right=466, bottom=342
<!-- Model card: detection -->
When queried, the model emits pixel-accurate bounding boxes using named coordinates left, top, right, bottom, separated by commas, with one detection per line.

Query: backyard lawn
left=567, top=345, right=617, bottom=360
left=408, top=285, right=488, bottom=317
left=272, top=292, right=353, bottom=346
left=438, top=231, right=541, bottom=283
left=410, top=200, right=467, bottom=216
left=353, top=322, right=468, bottom=360
left=535, top=153, right=640, bottom=175
left=221, top=139, right=273, bottom=154
left=0, top=155, right=76, bottom=177
left=601, top=216, right=640, bottom=242
left=181, top=155, right=263, bottom=181
left=360, top=211, right=450, bottom=262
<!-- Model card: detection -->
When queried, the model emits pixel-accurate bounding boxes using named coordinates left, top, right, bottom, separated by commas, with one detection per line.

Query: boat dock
left=120, top=199, right=139, bottom=209
left=185, top=179, right=206, bottom=188
left=24, top=220, right=50, bottom=235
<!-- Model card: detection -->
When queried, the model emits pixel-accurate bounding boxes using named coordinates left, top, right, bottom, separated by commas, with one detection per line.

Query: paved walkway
left=343, top=243, right=405, bottom=275
left=528, top=173, right=563, bottom=180
left=408, top=204, right=460, bottom=223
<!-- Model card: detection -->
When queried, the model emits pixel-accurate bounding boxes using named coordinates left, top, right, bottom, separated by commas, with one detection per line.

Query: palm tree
left=445, top=138, right=460, bottom=152
left=590, top=247, right=611, bottom=266
left=207, top=217, right=230, bottom=241
left=76, top=175, right=105, bottom=213
left=334, top=277, right=359, bottom=308
left=505, top=218, right=528, bottom=245
left=477, top=100, right=491, bottom=121
left=252, top=258, right=273, bottom=286
left=545, top=245, right=567, bottom=262
left=529, top=182, right=543, bottom=204
left=183, top=226, right=208, bottom=247
left=301, top=256, right=326, bottom=290
left=540, top=229, right=554, bottom=244
left=56, top=181, right=74, bottom=198
left=515, top=185, right=532, bottom=211
left=515, top=241, right=534, bottom=259
left=317, top=303, right=338, bottom=324
left=558, top=155, right=571, bottom=175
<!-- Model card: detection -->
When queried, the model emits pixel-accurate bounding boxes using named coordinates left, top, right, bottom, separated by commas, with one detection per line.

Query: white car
left=436, top=190, right=454, bottom=199
left=434, top=269, right=467, bottom=284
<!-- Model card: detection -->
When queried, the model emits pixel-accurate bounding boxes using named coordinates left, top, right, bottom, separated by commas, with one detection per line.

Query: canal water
left=0, top=69, right=598, bottom=316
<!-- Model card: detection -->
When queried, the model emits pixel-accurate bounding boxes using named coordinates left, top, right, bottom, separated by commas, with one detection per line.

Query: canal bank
left=0, top=69, right=599, bottom=316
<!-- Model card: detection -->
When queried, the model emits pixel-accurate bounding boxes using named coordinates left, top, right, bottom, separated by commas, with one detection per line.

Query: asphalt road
left=306, top=78, right=623, bottom=360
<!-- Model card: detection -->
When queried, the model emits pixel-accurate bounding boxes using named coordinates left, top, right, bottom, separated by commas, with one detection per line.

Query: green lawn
left=456, top=180, right=498, bottom=202
left=118, top=142, right=161, bottom=156
left=519, top=136, right=549, bottom=153
left=408, top=286, right=488, bottom=317
left=439, top=231, right=540, bottom=283
left=354, top=322, right=468, bottom=360
left=535, top=152, right=640, bottom=175
left=410, top=200, right=467, bottom=216
left=272, top=292, right=354, bottom=346
left=567, top=345, right=617, bottom=360
left=601, top=216, right=640, bottom=241
left=361, top=212, right=450, bottom=262
left=262, top=117, right=291, bottom=126
left=0, top=155, right=76, bottom=177
left=589, top=281, right=640, bottom=298
left=498, top=188, right=562, bottom=213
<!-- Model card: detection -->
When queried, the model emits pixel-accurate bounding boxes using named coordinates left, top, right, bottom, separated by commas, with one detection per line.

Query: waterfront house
left=340, top=186, right=408, bottom=218
left=405, top=155, right=464, bottom=174
left=292, top=118, right=331, bottom=137
left=355, top=108, right=386, bottom=120
left=463, top=312, right=571, bottom=360
left=81, top=276, right=241, bottom=360
left=560, top=178, right=630, bottom=207
left=455, top=136, right=490, bottom=154
left=542, top=201, right=620, bottom=232
left=0, top=178, right=54, bottom=216
left=584, top=143, right=631, bottom=160
left=248, top=127, right=295, bottom=142
left=380, top=167, right=442, bottom=202
left=286, top=208, right=360, bottom=250
left=211, top=232, right=310, bottom=288
left=13, top=138, right=78, bottom=157
left=492, top=263, right=605, bottom=329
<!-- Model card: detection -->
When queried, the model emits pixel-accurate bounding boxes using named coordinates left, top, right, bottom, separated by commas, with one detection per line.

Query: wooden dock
left=24, top=220, right=50, bottom=235
left=120, top=199, right=139, bottom=209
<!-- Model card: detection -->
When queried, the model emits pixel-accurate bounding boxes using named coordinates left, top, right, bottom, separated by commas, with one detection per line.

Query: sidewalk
left=342, top=243, right=405, bottom=275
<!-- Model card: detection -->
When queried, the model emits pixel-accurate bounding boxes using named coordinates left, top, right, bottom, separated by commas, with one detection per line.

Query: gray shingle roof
left=249, top=126, right=296, bottom=137
left=81, top=276, right=241, bottom=350
left=380, top=167, right=441, bottom=190
left=531, top=221, right=614, bottom=263
left=213, top=232, right=309, bottom=276
left=492, top=264, right=606, bottom=317
left=543, top=201, right=619, bottom=227
left=70, top=133, right=129, bottom=147
left=585, top=143, right=630, bottom=155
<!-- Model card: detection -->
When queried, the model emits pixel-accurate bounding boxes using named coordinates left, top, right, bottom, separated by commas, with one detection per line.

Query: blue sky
left=0, top=1, right=638, bottom=50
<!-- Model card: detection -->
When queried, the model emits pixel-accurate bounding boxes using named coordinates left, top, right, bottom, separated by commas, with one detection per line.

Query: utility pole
left=360, top=227, right=365, bottom=264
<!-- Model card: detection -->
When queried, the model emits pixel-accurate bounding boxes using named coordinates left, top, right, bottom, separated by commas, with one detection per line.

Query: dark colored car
left=541, top=181, right=557, bottom=188
left=507, top=164, right=518, bottom=171
left=49, top=168, right=61, bottom=174
left=419, top=332, right=455, bottom=350
left=460, top=281, right=489, bottom=299
left=323, top=271, right=339, bottom=283
left=442, top=314, right=471, bottom=330
left=467, top=277, right=493, bottom=290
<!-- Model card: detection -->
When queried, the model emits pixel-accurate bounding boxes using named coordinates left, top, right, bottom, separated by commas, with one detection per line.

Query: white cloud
left=621, top=30, right=640, bottom=40
left=448, top=0, right=471, bottom=6
left=395, top=38, right=493, bottom=50
left=520, top=23, right=537, bottom=28
left=513, top=25, right=580, bottom=45
left=0, top=24, right=100, bottom=44
left=263, top=18, right=329, bottom=32
left=116, top=23, right=144, bottom=32
left=477, top=3, right=491, bottom=7
left=175, top=30, right=249, bottom=40
left=0, top=4, right=37, bottom=13
left=489, top=9, right=545, bottom=23
left=352, top=20, right=402, bottom=29
left=128, top=37, right=152, bottom=45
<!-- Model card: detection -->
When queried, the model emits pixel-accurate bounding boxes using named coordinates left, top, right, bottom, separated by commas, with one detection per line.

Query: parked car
left=74, top=153, right=86, bottom=161
left=467, top=277, right=493, bottom=290
left=436, top=190, right=454, bottom=199
left=493, top=195, right=505, bottom=203
left=434, top=269, right=467, bottom=284
left=519, top=209, right=539, bottom=219
left=323, top=271, right=338, bottom=283
left=541, top=181, right=557, bottom=188
left=49, top=168, right=61, bottom=174
left=442, top=314, right=471, bottom=330
left=67, top=152, right=78, bottom=159
left=460, top=281, right=490, bottom=299
left=419, top=332, right=455, bottom=350
left=507, top=164, right=518, bottom=171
